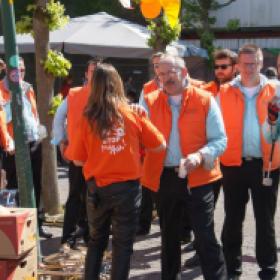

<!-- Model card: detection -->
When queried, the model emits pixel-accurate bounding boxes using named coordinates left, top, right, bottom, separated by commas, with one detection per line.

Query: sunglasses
left=214, top=64, right=232, bottom=70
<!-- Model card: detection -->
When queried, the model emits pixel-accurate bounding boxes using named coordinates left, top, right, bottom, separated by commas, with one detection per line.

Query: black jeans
left=3, top=141, right=42, bottom=208
left=221, top=160, right=279, bottom=279
left=61, top=162, right=88, bottom=244
left=156, top=168, right=226, bottom=280
left=84, top=179, right=141, bottom=280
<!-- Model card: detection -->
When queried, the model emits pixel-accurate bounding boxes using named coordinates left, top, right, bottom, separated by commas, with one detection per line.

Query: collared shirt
left=230, top=74, right=270, bottom=158
left=139, top=92, right=227, bottom=168
left=51, top=98, right=68, bottom=145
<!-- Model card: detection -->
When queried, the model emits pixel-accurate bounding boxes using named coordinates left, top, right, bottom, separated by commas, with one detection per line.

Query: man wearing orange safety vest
left=137, top=52, right=164, bottom=236
left=52, top=58, right=102, bottom=247
left=140, top=54, right=227, bottom=280
left=184, top=48, right=238, bottom=269
left=0, top=57, right=51, bottom=238
left=219, top=44, right=280, bottom=280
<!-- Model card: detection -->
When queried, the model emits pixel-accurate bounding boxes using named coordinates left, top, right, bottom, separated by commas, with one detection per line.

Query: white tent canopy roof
left=0, top=12, right=207, bottom=59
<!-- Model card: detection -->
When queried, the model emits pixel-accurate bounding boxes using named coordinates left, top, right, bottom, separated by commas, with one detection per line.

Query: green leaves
left=45, top=0, right=69, bottom=31
left=48, top=93, right=63, bottom=116
left=147, top=16, right=181, bottom=51
left=43, top=50, right=71, bottom=78
left=16, top=0, right=69, bottom=34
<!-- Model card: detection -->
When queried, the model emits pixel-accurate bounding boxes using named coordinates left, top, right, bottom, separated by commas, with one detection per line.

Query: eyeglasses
left=214, top=64, right=232, bottom=70
left=158, top=68, right=180, bottom=79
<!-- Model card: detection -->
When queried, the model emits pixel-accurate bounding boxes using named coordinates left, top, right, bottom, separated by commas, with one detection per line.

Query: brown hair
left=84, top=63, right=128, bottom=139
left=213, top=49, right=237, bottom=65
left=238, top=44, right=263, bottom=63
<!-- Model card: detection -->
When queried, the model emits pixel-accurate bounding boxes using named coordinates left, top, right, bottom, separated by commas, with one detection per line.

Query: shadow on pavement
left=242, top=255, right=257, bottom=263
left=40, top=236, right=61, bottom=256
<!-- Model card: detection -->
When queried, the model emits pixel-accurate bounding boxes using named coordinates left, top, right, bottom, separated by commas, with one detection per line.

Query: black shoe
left=183, top=241, right=195, bottom=252
left=39, top=226, right=53, bottom=239
left=184, top=253, right=200, bottom=268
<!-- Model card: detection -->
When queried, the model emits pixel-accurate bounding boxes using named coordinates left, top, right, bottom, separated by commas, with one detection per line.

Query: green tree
left=16, top=0, right=70, bottom=214
left=181, top=0, right=236, bottom=61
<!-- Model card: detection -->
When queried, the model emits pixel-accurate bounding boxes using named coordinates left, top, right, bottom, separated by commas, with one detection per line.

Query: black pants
left=61, top=162, right=88, bottom=244
left=3, top=141, right=42, bottom=208
left=84, top=179, right=141, bottom=280
left=138, top=186, right=154, bottom=232
left=156, top=168, right=226, bottom=280
left=221, top=160, right=279, bottom=279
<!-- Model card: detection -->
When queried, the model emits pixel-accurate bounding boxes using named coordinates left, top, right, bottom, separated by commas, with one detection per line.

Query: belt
left=242, top=157, right=262, bottom=162
left=164, top=166, right=179, bottom=173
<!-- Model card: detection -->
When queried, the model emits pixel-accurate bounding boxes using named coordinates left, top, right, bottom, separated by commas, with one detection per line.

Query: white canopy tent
left=0, top=12, right=207, bottom=59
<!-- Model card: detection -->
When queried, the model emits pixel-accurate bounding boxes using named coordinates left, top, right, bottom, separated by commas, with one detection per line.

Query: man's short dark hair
left=213, top=49, right=237, bottom=65
left=264, top=67, right=278, bottom=80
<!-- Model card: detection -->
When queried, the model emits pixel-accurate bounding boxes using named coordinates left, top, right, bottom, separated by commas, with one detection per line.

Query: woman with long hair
left=71, top=63, right=166, bottom=280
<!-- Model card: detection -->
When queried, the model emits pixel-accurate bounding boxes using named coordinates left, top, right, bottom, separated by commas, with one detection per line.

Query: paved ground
left=40, top=166, right=280, bottom=279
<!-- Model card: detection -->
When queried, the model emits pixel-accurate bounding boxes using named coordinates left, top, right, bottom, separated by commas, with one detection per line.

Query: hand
left=130, top=104, right=148, bottom=118
left=268, top=96, right=280, bottom=125
left=184, top=152, right=203, bottom=173
left=59, top=139, right=69, bottom=162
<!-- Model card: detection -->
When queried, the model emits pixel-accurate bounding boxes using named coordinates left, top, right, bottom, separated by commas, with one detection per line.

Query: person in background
left=140, top=54, right=227, bottom=280
left=264, top=66, right=278, bottom=80
left=137, top=52, right=164, bottom=236
left=60, top=74, right=73, bottom=99
left=203, top=49, right=237, bottom=97
left=0, top=59, right=6, bottom=81
left=219, top=44, right=280, bottom=280
left=52, top=58, right=102, bottom=247
left=276, top=53, right=280, bottom=80
left=0, top=57, right=51, bottom=238
left=71, top=63, right=166, bottom=280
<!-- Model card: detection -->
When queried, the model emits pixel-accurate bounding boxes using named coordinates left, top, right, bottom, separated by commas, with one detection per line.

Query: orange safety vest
left=0, top=80, right=38, bottom=143
left=64, top=85, right=90, bottom=160
left=143, top=79, right=159, bottom=95
left=202, top=81, right=219, bottom=97
left=141, top=86, right=221, bottom=191
left=189, top=78, right=205, bottom=88
left=219, top=83, right=280, bottom=170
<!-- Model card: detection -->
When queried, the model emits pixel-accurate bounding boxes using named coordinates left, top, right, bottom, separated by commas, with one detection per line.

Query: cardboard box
left=0, top=247, right=37, bottom=280
left=0, top=208, right=37, bottom=259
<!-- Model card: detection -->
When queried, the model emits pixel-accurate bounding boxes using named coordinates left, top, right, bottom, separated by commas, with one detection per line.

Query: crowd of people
left=1, top=43, right=280, bottom=280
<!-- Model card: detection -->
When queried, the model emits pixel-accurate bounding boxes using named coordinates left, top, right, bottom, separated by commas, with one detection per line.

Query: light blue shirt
left=230, top=74, right=270, bottom=158
left=3, top=78, right=40, bottom=142
left=139, top=92, right=227, bottom=168
left=51, top=98, right=68, bottom=145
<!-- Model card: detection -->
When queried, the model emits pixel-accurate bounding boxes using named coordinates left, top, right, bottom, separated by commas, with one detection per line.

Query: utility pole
left=0, top=0, right=36, bottom=208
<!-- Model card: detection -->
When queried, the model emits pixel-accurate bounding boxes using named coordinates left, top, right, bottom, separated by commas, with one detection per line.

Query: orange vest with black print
left=219, top=83, right=280, bottom=170
left=141, top=86, right=221, bottom=191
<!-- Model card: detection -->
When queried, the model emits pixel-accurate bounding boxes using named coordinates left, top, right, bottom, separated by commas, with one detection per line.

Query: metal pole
left=0, top=0, right=36, bottom=208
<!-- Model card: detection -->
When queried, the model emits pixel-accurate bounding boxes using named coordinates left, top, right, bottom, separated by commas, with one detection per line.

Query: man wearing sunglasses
left=203, top=49, right=237, bottom=97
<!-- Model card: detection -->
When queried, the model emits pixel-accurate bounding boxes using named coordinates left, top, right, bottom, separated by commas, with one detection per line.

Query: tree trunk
left=33, top=0, right=60, bottom=214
